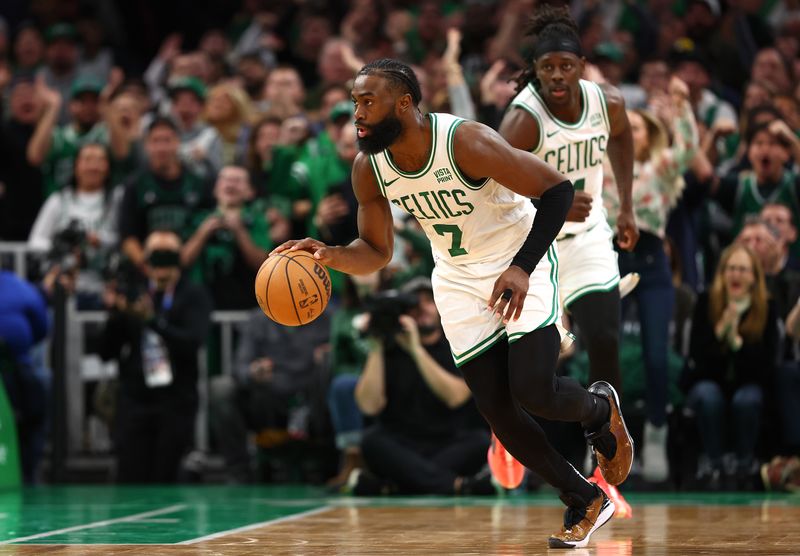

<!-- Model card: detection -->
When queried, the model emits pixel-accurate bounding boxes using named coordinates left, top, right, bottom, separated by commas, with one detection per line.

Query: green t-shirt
left=733, top=171, right=800, bottom=255
left=253, top=144, right=303, bottom=217
left=288, top=131, right=350, bottom=237
left=119, top=168, right=209, bottom=242
left=187, top=203, right=273, bottom=310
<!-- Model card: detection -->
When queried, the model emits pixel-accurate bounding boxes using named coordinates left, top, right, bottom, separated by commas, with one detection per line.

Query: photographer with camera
left=100, top=229, right=212, bottom=483
left=351, top=278, right=493, bottom=496
left=28, top=142, right=122, bottom=308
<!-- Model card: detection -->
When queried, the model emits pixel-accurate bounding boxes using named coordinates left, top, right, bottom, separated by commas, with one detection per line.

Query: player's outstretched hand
left=270, top=237, right=334, bottom=264
left=488, top=265, right=530, bottom=324
left=616, top=210, right=640, bottom=251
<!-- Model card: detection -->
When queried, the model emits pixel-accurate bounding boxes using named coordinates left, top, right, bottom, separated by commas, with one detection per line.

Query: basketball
left=254, top=250, right=332, bottom=326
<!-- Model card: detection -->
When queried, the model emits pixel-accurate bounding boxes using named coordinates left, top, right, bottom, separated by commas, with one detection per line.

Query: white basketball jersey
left=368, top=113, right=535, bottom=266
left=510, top=79, right=610, bottom=237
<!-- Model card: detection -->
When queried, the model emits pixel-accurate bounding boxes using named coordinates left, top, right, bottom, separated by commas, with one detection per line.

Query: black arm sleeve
left=510, top=180, right=574, bottom=275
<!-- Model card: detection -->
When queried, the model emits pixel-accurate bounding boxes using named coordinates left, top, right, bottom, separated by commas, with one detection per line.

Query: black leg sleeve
left=508, top=325, right=603, bottom=427
left=568, top=288, right=622, bottom=391
left=460, top=335, right=595, bottom=500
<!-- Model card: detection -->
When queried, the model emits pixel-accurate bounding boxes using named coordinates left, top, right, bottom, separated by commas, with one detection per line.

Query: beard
left=357, top=114, right=403, bottom=154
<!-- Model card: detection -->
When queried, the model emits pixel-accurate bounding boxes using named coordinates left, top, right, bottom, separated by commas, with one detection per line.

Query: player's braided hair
left=357, top=58, right=423, bottom=105
left=514, top=4, right=581, bottom=93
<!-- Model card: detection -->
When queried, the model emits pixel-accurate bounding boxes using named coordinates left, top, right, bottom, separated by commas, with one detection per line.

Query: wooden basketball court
left=0, top=486, right=797, bottom=554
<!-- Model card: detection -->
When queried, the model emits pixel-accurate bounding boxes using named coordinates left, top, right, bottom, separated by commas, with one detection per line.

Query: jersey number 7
left=433, top=224, right=468, bottom=257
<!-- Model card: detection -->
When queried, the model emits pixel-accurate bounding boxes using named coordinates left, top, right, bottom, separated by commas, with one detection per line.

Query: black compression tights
left=568, top=288, right=622, bottom=391
left=460, top=325, right=598, bottom=499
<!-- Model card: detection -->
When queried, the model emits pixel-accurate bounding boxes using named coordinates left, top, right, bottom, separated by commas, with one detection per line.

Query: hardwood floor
left=5, top=500, right=799, bottom=555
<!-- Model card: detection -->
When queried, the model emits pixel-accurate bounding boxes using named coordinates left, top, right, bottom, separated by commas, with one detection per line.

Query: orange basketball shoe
left=487, top=433, right=525, bottom=489
left=585, top=381, right=634, bottom=486
left=589, top=466, right=632, bottom=519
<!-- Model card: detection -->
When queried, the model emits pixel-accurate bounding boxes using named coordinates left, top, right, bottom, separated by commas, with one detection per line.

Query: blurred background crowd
left=0, top=0, right=799, bottom=494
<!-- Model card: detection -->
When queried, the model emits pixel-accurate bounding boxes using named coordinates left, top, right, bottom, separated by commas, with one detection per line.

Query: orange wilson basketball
left=254, top=250, right=332, bottom=326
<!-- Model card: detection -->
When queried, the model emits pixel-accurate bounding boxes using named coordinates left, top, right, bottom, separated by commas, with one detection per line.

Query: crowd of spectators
left=0, top=0, right=799, bottom=493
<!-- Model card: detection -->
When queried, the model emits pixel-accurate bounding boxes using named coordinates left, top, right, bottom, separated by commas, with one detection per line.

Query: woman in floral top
left=603, top=76, right=699, bottom=483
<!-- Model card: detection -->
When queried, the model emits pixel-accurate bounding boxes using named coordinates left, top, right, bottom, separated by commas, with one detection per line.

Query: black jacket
left=683, top=292, right=779, bottom=396
left=101, top=278, right=212, bottom=407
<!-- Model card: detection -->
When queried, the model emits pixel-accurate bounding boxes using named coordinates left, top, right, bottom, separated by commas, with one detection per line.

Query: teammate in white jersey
left=273, top=58, right=632, bottom=549
left=499, top=5, right=638, bottom=508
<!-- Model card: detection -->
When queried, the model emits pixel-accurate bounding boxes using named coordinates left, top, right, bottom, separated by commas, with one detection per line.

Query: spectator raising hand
left=26, top=74, right=62, bottom=168
left=768, top=119, right=800, bottom=162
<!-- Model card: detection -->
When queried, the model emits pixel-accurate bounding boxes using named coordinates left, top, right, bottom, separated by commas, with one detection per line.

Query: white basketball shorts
left=431, top=244, right=562, bottom=368
left=556, top=220, right=620, bottom=310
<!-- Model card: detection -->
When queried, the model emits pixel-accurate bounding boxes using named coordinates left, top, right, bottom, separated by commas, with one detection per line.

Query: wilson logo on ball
left=314, top=263, right=331, bottom=295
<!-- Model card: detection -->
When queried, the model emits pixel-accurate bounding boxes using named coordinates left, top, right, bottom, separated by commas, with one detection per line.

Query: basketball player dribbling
left=499, top=5, right=639, bottom=512
left=272, top=58, right=633, bottom=548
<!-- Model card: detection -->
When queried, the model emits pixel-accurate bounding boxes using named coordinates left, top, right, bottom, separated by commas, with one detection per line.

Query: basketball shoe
left=585, top=381, right=634, bottom=486
left=487, top=433, right=525, bottom=489
left=618, top=272, right=640, bottom=299
left=548, top=484, right=615, bottom=548
left=589, top=466, right=632, bottom=518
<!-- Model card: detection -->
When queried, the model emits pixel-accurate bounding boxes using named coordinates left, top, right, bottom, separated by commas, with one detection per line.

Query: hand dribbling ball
left=254, top=250, right=332, bottom=326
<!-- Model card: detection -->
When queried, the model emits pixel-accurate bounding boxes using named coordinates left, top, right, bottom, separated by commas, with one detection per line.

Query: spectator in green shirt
left=182, top=165, right=271, bottom=310
left=288, top=100, right=354, bottom=238
left=117, top=117, right=210, bottom=274
left=27, top=74, right=107, bottom=196
left=243, top=115, right=299, bottom=247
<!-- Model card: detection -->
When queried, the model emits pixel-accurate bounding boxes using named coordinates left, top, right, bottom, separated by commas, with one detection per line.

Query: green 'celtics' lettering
left=436, top=190, right=459, bottom=217
left=418, top=191, right=441, bottom=218
left=452, top=190, right=474, bottom=215
left=410, top=193, right=433, bottom=219
left=433, top=224, right=468, bottom=257
left=543, top=136, right=607, bottom=174
left=389, top=188, right=476, bottom=220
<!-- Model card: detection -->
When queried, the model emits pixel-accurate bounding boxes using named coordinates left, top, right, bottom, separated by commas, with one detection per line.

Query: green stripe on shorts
left=501, top=244, right=562, bottom=345
left=452, top=326, right=506, bottom=367
left=545, top=244, right=559, bottom=327
left=563, top=275, right=620, bottom=308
